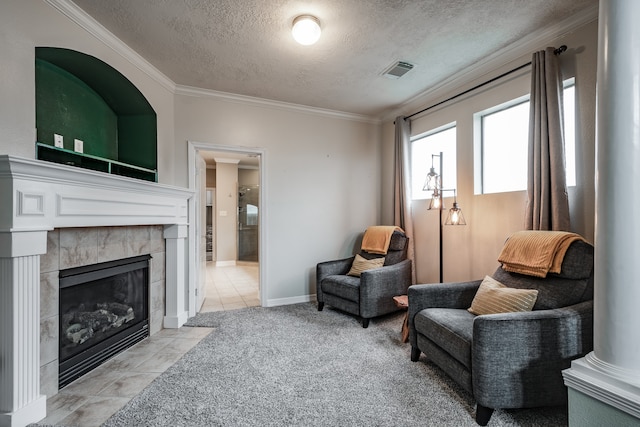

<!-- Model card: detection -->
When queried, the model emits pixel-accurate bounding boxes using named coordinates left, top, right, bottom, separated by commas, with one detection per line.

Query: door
left=238, top=184, right=259, bottom=262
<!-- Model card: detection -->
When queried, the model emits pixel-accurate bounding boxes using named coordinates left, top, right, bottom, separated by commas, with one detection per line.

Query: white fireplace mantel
left=0, top=155, right=191, bottom=232
left=0, top=155, right=193, bottom=427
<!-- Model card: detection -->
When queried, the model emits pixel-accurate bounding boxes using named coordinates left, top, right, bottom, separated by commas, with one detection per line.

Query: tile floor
left=200, top=261, right=260, bottom=312
left=35, top=263, right=260, bottom=427
left=37, top=326, right=214, bottom=427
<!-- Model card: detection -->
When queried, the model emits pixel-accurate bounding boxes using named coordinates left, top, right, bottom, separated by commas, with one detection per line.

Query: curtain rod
left=403, top=45, right=567, bottom=122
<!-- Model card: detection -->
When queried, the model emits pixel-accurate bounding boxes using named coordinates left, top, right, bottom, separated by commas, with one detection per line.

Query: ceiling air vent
left=383, top=61, right=414, bottom=79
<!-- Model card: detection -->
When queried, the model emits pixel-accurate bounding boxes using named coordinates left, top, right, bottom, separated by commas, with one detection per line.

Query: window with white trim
left=474, top=79, right=576, bottom=194
left=411, top=124, right=457, bottom=200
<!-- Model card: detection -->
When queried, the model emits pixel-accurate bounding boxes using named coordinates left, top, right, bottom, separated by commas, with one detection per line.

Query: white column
left=563, top=0, right=640, bottom=422
left=163, top=224, right=189, bottom=328
left=0, top=231, right=48, bottom=427
left=594, top=0, right=640, bottom=373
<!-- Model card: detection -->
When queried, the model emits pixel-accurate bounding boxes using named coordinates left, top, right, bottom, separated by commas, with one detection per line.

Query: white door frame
left=187, top=140, right=267, bottom=316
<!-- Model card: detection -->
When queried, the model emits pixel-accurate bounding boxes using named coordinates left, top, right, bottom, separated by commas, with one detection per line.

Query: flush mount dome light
left=292, top=15, right=321, bottom=45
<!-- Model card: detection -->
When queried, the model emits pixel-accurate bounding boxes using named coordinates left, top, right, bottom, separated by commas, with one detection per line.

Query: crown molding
left=175, top=85, right=380, bottom=124
left=381, top=4, right=599, bottom=122
left=45, top=0, right=596, bottom=127
left=45, top=1, right=379, bottom=125
left=45, top=0, right=176, bottom=93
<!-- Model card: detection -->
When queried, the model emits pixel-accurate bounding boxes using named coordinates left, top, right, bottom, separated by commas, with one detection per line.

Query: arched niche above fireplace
left=35, top=47, right=158, bottom=182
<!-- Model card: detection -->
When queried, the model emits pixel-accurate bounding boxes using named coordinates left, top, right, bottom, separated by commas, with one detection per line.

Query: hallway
left=200, top=262, right=260, bottom=312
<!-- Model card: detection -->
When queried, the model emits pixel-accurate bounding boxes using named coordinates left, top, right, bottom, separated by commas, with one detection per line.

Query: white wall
left=239, top=168, right=259, bottom=186
left=215, top=161, right=239, bottom=263
left=380, top=19, right=598, bottom=284
left=1, top=1, right=383, bottom=306
left=8, top=2, right=597, bottom=303
left=0, top=1, right=176, bottom=185
left=174, top=95, right=381, bottom=303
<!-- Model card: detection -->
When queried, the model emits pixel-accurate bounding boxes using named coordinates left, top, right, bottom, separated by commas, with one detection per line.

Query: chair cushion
left=359, top=231, right=407, bottom=266
left=347, top=254, right=385, bottom=277
left=321, top=275, right=360, bottom=303
left=468, top=276, right=538, bottom=315
left=492, top=267, right=589, bottom=309
left=553, top=240, right=594, bottom=280
left=414, top=308, right=475, bottom=370
left=388, top=231, right=407, bottom=251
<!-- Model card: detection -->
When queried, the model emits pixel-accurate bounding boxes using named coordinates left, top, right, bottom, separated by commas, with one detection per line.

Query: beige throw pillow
left=468, top=275, right=538, bottom=315
left=347, top=254, right=385, bottom=277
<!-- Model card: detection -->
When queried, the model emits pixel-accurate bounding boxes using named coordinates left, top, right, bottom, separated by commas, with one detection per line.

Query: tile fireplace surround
left=0, top=155, right=192, bottom=427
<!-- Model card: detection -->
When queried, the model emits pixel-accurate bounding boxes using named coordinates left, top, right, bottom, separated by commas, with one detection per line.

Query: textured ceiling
left=72, top=0, right=597, bottom=117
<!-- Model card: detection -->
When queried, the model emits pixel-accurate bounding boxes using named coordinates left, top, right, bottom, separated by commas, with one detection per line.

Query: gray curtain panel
left=394, top=116, right=416, bottom=284
left=525, top=47, right=571, bottom=231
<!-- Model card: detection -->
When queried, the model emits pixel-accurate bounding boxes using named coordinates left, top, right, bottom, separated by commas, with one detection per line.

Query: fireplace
left=58, top=255, right=151, bottom=388
left=1, top=155, right=191, bottom=426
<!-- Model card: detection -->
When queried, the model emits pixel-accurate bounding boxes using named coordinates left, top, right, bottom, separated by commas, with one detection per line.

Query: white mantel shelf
left=0, top=155, right=190, bottom=233
left=0, top=155, right=193, bottom=427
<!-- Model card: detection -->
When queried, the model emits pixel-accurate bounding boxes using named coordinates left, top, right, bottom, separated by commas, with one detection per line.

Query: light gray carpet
left=103, top=303, right=567, bottom=426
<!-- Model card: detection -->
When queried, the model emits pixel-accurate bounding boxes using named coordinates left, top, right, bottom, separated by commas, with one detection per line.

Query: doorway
left=187, top=141, right=266, bottom=317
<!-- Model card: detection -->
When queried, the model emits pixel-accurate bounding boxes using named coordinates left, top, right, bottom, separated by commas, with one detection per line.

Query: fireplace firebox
left=58, top=255, right=151, bottom=388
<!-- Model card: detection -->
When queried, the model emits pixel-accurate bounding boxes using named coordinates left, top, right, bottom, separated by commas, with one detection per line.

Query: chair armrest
left=316, top=257, right=354, bottom=282
left=316, top=257, right=355, bottom=302
left=359, top=259, right=412, bottom=318
left=472, top=300, right=594, bottom=408
left=408, top=280, right=481, bottom=312
left=408, top=280, right=482, bottom=346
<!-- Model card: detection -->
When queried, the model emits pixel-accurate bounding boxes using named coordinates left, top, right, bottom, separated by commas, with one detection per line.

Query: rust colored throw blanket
left=498, top=230, right=585, bottom=277
left=361, top=226, right=404, bottom=255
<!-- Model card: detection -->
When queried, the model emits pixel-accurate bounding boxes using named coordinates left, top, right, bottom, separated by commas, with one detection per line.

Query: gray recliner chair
left=408, top=238, right=594, bottom=425
left=316, top=230, right=411, bottom=328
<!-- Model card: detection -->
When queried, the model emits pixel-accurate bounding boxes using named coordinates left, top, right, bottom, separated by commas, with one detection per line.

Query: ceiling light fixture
left=292, top=15, right=321, bottom=46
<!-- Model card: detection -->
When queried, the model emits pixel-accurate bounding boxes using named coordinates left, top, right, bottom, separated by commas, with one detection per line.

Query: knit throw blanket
left=361, top=226, right=404, bottom=255
left=498, top=230, right=584, bottom=277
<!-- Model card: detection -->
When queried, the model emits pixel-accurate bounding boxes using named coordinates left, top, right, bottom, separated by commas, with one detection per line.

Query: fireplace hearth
left=58, top=255, right=151, bottom=388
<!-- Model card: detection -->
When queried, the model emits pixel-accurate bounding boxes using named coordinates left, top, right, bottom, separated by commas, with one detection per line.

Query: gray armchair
left=408, top=239, right=594, bottom=425
left=317, top=230, right=411, bottom=328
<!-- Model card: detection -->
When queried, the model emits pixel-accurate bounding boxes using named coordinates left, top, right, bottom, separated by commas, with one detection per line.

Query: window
left=563, top=82, right=576, bottom=187
left=475, top=80, right=576, bottom=194
left=246, top=204, right=258, bottom=226
left=411, top=124, right=457, bottom=200
left=480, top=97, right=529, bottom=194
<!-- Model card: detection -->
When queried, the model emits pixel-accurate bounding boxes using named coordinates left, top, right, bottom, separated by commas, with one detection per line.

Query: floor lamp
left=423, top=152, right=466, bottom=283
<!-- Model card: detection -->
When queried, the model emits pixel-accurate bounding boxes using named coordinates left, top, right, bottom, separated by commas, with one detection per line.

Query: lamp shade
left=445, top=202, right=466, bottom=225
left=423, top=167, right=440, bottom=191
left=428, top=191, right=444, bottom=210
left=292, top=15, right=321, bottom=45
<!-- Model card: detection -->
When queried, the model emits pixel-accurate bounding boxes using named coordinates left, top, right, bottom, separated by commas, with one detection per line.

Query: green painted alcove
left=35, top=47, right=157, bottom=181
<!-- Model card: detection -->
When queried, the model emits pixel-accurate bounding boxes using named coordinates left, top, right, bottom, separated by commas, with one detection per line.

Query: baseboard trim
left=265, top=294, right=316, bottom=307
left=0, top=394, right=47, bottom=427
left=163, top=312, right=189, bottom=329
left=563, top=353, right=640, bottom=420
